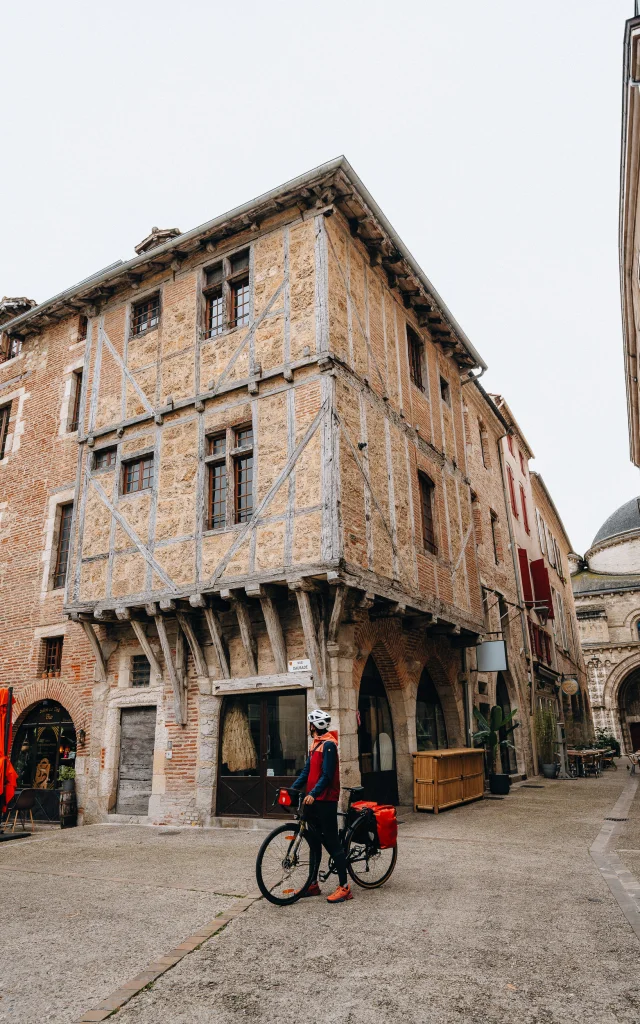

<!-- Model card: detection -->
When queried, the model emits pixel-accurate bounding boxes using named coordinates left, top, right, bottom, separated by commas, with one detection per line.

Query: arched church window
left=416, top=670, right=448, bottom=750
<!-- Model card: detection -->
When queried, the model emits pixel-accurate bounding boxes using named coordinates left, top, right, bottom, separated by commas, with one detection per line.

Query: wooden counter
left=413, top=748, right=484, bottom=813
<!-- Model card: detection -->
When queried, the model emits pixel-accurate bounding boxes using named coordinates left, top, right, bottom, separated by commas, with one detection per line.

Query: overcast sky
left=1, top=0, right=637, bottom=554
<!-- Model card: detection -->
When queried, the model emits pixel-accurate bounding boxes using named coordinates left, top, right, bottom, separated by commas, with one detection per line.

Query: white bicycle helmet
left=307, top=709, right=331, bottom=730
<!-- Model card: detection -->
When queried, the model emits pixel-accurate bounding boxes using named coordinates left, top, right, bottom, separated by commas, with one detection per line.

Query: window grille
left=53, top=504, right=73, bottom=590
left=418, top=473, right=437, bottom=554
left=0, top=403, right=11, bottom=459
left=131, top=655, right=151, bottom=687
left=123, top=455, right=154, bottom=494
left=43, top=637, right=63, bottom=676
left=131, top=294, right=160, bottom=336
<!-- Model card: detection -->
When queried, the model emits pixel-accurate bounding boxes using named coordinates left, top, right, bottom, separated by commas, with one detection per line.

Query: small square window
left=68, top=370, right=83, bottom=432
left=78, top=315, right=88, bottom=341
left=439, top=377, right=451, bottom=405
left=94, top=446, right=117, bottom=470
left=131, top=654, right=151, bottom=687
left=123, top=455, right=154, bottom=494
left=131, top=294, right=160, bottom=336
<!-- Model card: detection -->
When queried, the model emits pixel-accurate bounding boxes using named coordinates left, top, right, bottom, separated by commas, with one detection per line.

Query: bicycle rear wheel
left=256, top=822, right=318, bottom=906
left=346, top=817, right=397, bottom=889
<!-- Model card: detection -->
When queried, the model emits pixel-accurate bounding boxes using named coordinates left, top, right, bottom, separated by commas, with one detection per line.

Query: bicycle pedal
left=318, top=870, right=330, bottom=882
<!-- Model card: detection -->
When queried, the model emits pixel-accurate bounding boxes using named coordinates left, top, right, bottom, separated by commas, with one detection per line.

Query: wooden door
left=629, top=722, right=640, bottom=752
left=116, top=707, right=157, bottom=815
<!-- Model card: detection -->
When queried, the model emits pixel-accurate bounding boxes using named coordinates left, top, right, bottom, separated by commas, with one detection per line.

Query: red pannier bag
left=373, top=805, right=398, bottom=849
left=352, top=800, right=398, bottom=849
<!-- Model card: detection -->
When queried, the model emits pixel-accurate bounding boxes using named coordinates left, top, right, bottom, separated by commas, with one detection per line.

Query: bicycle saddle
left=344, top=785, right=364, bottom=793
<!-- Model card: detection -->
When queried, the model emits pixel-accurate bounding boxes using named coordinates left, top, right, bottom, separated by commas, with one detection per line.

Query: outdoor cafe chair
left=8, top=789, right=36, bottom=831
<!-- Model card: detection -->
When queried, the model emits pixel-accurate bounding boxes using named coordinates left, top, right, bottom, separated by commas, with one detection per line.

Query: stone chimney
left=0, top=296, right=37, bottom=326
left=134, top=227, right=181, bottom=256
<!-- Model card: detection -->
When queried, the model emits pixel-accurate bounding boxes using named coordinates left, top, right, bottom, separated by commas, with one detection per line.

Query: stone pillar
left=195, top=693, right=222, bottom=824
left=326, top=622, right=359, bottom=805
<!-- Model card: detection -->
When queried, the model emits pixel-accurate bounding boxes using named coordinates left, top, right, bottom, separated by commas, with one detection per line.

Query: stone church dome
left=587, top=497, right=640, bottom=574
left=592, top=497, right=640, bottom=547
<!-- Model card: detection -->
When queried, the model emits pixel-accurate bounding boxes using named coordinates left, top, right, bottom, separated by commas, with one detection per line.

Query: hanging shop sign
left=476, top=640, right=508, bottom=672
left=561, top=677, right=579, bottom=696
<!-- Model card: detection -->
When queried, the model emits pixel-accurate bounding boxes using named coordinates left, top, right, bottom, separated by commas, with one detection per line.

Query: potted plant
left=535, top=708, right=557, bottom=778
left=473, top=705, right=519, bottom=795
left=58, top=765, right=76, bottom=792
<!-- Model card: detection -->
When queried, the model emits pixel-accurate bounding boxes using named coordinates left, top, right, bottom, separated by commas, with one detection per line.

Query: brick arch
left=12, top=679, right=87, bottom=734
left=412, top=652, right=465, bottom=749
left=352, top=619, right=409, bottom=693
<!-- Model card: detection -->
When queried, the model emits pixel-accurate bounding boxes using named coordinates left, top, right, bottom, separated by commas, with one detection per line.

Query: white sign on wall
left=288, top=658, right=312, bottom=674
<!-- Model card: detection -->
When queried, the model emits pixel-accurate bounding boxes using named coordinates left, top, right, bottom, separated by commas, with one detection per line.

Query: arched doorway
left=11, top=700, right=77, bottom=820
left=357, top=658, right=399, bottom=805
left=619, top=669, right=640, bottom=751
left=415, top=668, right=448, bottom=750
left=496, top=674, right=517, bottom=774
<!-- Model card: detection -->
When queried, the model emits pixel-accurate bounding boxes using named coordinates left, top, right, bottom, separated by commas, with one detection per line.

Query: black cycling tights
left=306, top=800, right=348, bottom=887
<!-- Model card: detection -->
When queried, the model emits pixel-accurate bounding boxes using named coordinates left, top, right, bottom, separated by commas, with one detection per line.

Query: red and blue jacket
left=292, top=729, right=340, bottom=802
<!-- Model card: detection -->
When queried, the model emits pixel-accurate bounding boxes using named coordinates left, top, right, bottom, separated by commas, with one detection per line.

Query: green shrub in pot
left=473, top=705, right=519, bottom=793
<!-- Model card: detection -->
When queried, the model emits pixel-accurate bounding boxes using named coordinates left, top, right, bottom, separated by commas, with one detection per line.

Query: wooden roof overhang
left=1, top=157, right=486, bottom=374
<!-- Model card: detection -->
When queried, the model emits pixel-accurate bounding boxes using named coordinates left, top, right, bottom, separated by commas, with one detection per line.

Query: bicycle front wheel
left=256, top=822, right=318, bottom=906
left=346, top=817, right=397, bottom=889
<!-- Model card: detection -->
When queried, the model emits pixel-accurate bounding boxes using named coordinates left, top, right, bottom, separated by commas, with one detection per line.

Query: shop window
left=93, top=446, right=117, bottom=471
left=407, top=325, right=425, bottom=392
left=204, top=248, right=251, bottom=338
left=418, top=472, right=437, bottom=555
left=416, top=670, right=448, bottom=750
left=0, top=402, right=11, bottom=459
left=131, top=654, right=151, bottom=687
left=67, top=370, right=83, bottom=432
left=122, top=454, right=154, bottom=494
left=131, top=293, right=160, bottom=337
left=42, top=636, right=64, bottom=677
left=53, top=504, right=73, bottom=590
left=11, top=701, right=77, bottom=818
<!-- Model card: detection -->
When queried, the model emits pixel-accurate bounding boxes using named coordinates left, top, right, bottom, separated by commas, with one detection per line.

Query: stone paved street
left=3, top=771, right=640, bottom=1024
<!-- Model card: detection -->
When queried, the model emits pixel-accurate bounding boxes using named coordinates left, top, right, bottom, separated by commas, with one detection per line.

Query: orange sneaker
left=326, top=884, right=353, bottom=903
left=297, top=881, right=322, bottom=897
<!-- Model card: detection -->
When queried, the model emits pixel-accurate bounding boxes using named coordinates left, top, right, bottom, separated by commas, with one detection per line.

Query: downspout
left=496, top=435, right=538, bottom=776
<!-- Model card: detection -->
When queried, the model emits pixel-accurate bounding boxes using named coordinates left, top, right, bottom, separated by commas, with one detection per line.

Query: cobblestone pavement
left=2, top=770, right=640, bottom=1024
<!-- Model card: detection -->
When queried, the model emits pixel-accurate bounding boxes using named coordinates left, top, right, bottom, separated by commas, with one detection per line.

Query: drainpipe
left=495, top=435, right=539, bottom=775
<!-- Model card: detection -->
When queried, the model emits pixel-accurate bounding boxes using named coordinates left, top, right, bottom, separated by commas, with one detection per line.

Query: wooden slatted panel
left=116, top=707, right=157, bottom=815
left=413, top=749, right=484, bottom=813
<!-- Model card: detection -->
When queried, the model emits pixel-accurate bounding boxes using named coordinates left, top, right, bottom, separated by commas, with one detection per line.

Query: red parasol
left=0, top=688, right=18, bottom=812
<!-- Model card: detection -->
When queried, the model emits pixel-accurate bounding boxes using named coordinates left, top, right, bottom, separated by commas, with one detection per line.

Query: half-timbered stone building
left=2, top=158, right=574, bottom=823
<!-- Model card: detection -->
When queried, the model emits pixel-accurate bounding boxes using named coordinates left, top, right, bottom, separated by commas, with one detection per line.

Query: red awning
left=530, top=558, right=555, bottom=619
left=518, top=548, right=534, bottom=605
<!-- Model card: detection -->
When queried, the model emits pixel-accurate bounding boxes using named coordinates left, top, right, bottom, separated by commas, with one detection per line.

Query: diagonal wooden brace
left=290, top=585, right=327, bottom=702
left=80, top=620, right=108, bottom=683
left=222, top=590, right=257, bottom=676
left=155, top=614, right=187, bottom=725
left=129, top=619, right=163, bottom=682
left=176, top=611, right=209, bottom=679
left=203, top=606, right=230, bottom=679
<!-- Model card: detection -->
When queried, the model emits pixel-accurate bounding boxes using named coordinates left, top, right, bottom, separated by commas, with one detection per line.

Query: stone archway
left=12, top=679, right=86, bottom=734
left=619, top=669, right=640, bottom=752
left=601, top=652, right=640, bottom=749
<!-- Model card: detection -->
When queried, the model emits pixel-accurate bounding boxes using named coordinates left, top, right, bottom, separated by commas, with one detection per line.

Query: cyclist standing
left=291, top=709, right=353, bottom=903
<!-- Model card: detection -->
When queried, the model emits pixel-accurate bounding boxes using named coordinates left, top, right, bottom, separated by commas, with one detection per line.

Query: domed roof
left=592, top=497, right=640, bottom=547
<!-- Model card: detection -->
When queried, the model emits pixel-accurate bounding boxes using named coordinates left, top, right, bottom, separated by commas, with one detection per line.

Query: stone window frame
left=103, top=685, right=166, bottom=818
left=200, top=245, right=253, bottom=344
left=204, top=423, right=254, bottom=533
left=93, top=444, right=118, bottom=473
left=0, top=385, right=28, bottom=463
left=439, top=375, right=451, bottom=406
left=117, top=646, right=162, bottom=690
left=58, top=357, right=86, bottom=438
left=41, top=487, right=76, bottom=595
left=417, top=471, right=438, bottom=556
